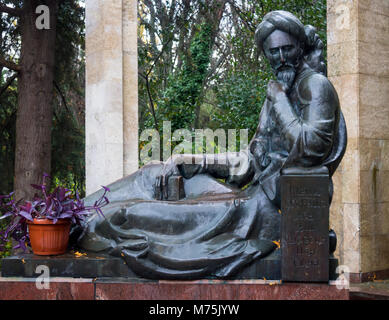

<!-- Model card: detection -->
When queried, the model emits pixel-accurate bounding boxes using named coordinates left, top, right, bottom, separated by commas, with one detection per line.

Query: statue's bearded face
left=263, top=30, right=303, bottom=91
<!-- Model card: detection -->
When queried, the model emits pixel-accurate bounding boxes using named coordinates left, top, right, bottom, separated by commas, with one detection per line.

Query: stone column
left=123, top=0, right=139, bottom=176
left=328, top=0, right=389, bottom=281
left=85, top=0, right=138, bottom=195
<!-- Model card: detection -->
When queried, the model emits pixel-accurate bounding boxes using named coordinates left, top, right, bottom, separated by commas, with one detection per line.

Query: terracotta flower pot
left=27, top=218, right=71, bottom=255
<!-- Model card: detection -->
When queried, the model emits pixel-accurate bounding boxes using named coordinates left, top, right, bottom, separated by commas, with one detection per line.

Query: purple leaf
left=20, top=202, right=32, bottom=213
left=102, top=186, right=111, bottom=192
left=58, top=213, right=73, bottom=219
left=18, top=211, right=34, bottom=222
left=0, top=212, right=13, bottom=220
left=76, top=210, right=93, bottom=215
left=95, top=207, right=105, bottom=218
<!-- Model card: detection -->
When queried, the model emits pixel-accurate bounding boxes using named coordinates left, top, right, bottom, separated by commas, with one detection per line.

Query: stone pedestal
left=328, top=0, right=389, bottom=281
left=0, top=277, right=349, bottom=300
left=85, top=0, right=138, bottom=195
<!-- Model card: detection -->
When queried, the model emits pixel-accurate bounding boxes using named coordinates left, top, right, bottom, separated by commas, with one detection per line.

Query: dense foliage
left=139, top=0, right=327, bottom=155
left=0, top=0, right=19, bottom=195
left=51, top=1, right=85, bottom=195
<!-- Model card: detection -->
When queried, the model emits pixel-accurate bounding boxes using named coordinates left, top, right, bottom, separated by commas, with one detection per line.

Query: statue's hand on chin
left=154, top=154, right=183, bottom=200
left=266, top=80, right=287, bottom=102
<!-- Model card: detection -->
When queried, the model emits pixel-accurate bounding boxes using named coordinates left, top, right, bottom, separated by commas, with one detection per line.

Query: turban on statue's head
left=255, top=10, right=307, bottom=54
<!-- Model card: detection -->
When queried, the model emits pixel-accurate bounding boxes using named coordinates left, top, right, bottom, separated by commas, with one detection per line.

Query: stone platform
left=0, top=250, right=346, bottom=300
left=0, top=250, right=339, bottom=281
left=0, top=277, right=349, bottom=300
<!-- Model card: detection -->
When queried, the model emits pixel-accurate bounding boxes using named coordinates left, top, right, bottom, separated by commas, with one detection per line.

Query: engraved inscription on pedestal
left=281, top=174, right=329, bottom=282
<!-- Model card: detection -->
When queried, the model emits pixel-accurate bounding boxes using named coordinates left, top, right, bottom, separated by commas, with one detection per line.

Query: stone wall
left=328, top=0, right=389, bottom=278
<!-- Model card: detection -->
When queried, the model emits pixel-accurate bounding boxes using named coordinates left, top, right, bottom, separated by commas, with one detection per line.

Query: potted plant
left=0, top=173, right=109, bottom=255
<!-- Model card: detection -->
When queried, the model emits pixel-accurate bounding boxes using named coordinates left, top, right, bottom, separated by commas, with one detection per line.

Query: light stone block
left=327, top=3, right=358, bottom=45
left=85, top=143, right=124, bottom=195
left=328, top=75, right=359, bottom=140
left=359, top=139, right=381, bottom=171
left=379, top=140, right=389, bottom=170
left=123, top=22, right=138, bottom=55
left=361, top=235, right=389, bottom=272
left=343, top=249, right=360, bottom=273
left=359, top=41, right=389, bottom=77
left=360, top=235, right=376, bottom=272
left=360, top=109, right=389, bottom=141
left=123, top=0, right=137, bottom=21
left=342, top=203, right=361, bottom=272
left=327, top=0, right=358, bottom=14
left=358, top=10, right=389, bottom=47
left=343, top=203, right=361, bottom=244
left=359, top=170, right=377, bottom=204
left=360, top=204, right=375, bottom=237
left=86, top=0, right=138, bottom=195
left=376, top=171, right=389, bottom=203
left=123, top=0, right=139, bottom=176
left=341, top=149, right=360, bottom=203
left=327, top=42, right=359, bottom=77
left=359, top=0, right=389, bottom=18
left=360, top=202, right=389, bottom=237
left=359, top=75, right=389, bottom=109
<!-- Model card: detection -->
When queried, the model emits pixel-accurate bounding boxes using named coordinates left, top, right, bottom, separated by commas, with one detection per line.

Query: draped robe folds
left=78, top=65, right=346, bottom=279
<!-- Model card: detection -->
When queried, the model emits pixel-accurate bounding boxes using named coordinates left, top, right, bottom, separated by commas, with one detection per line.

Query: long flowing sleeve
left=177, top=150, right=255, bottom=188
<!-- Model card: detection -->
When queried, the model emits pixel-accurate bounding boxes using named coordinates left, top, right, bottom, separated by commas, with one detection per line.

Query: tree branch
left=54, top=81, right=72, bottom=114
left=0, top=56, right=21, bottom=72
left=226, top=0, right=256, bottom=33
left=139, top=73, right=159, bottom=132
left=0, top=73, right=18, bottom=97
left=0, top=4, right=22, bottom=16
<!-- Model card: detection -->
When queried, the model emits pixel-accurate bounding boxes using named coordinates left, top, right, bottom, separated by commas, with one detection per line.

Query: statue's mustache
left=274, top=62, right=295, bottom=71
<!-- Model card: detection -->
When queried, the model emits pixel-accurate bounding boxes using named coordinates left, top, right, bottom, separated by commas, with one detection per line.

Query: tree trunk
left=14, top=0, right=59, bottom=200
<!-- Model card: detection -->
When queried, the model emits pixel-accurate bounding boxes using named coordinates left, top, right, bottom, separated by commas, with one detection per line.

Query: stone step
left=0, top=277, right=349, bottom=300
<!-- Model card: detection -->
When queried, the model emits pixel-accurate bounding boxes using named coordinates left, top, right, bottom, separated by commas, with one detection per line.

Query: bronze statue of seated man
left=77, top=10, right=347, bottom=280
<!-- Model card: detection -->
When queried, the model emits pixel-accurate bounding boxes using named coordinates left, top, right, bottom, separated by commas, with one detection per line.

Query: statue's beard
left=276, top=66, right=297, bottom=92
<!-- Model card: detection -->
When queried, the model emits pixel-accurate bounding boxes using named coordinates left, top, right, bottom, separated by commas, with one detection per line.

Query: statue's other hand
left=155, top=155, right=182, bottom=200
left=266, top=80, right=286, bottom=102
left=250, top=139, right=266, bottom=157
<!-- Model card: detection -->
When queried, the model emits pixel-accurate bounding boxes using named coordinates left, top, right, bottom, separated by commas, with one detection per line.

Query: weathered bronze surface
left=281, top=169, right=329, bottom=282
left=77, top=10, right=347, bottom=280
